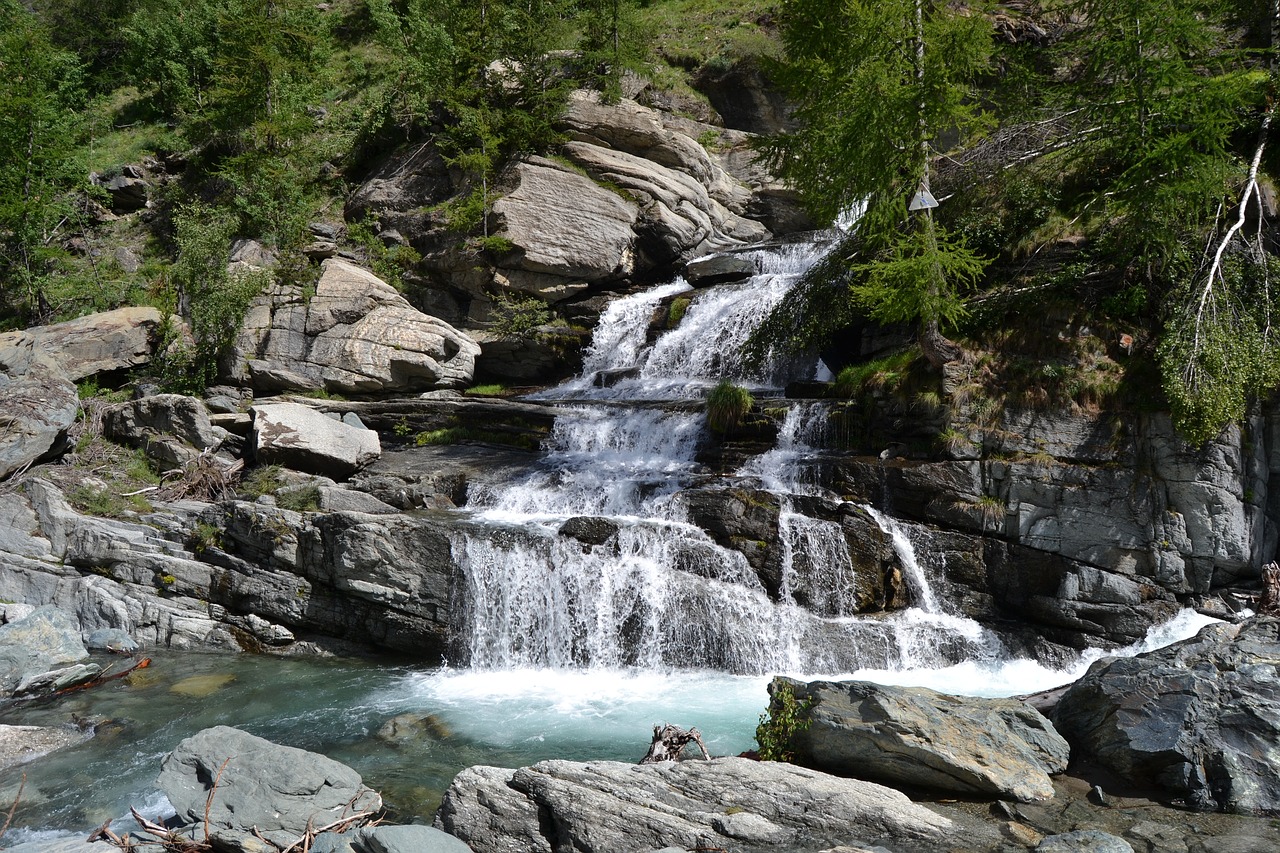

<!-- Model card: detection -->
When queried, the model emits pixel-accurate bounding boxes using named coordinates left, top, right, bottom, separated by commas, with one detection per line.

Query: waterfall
left=446, top=238, right=1022, bottom=676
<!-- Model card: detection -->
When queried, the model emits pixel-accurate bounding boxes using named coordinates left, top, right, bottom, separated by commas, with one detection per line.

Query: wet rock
left=1053, top=617, right=1280, bottom=814
left=169, top=673, right=237, bottom=697
left=86, top=627, right=139, bottom=653
left=1038, top=830, right=1134, bottom=853
left=558, top=516, right=620, bottom=546
left=252, top=402, right=381, bottom=478
left=781, top=677, right=1070, bottom=802
left=684, top=254, right=757, bottom=286
left=159, top=726, right=382, bottom=852
left=0, top=605, right=99, bottom=698
left=376, top=713, right=451, bottom=747
left=437, top=757, right=962, bottom=853
left=0, top=724, right=85, bottom=771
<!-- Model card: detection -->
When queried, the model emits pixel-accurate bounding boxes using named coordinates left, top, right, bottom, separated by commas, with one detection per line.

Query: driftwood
left=640, top=724, right=711, bottom=764
left=1260, top=562, right=1280, bottom=617
left=54, top=657, right=151, bottom=698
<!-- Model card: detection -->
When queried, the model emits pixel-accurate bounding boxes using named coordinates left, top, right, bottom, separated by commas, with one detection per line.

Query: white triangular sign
left=909, top=187, right=939, bottom=211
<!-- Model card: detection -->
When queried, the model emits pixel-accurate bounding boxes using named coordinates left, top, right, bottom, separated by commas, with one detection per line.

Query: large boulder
left=491, top=158, right=639, bottom=281
left=158, top=726, right=383, bottom=852
left=0, top=307, right=163, bottom=479
left=0, top=605, right=99, bottom=698
left=104, top=393, right=222, bottom=467
left=1053, top=617, right=1280, bottom=814
left=436, top=757, right=962, bottom=853
left=251, top=402, right=380, bottom=478
left=231, top=259, right=481, bottom=394
left=780, top=677, right=1071, bottom=803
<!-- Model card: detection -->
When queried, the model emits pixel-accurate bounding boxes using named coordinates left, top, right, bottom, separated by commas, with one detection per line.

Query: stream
left=0, top=238, right=1221, bottom=841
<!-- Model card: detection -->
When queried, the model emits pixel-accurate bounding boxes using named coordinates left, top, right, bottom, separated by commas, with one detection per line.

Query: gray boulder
left=491, top=158, right=639, bottom=281
left=684, top=254, right=758, bottom=286
left=355, top=825, right=470, bottom=853
left=158, top=726, right=383, bottom=852
left=1053, top=617, right=1280, bottom=814
left=252, top=402, right=380, bottom=478
left=1039, top=830, right=1135, bottom=853
left=436, top=756, right=959, bottom=853
left=230, top=259, right=481, bottom=394
left=85, top=627, right=140, bottom=654
left=781, top=677, right=1070, bottom=802
left=0, top=306, right=163, bottom=479
left=0, top=605, right=99, bottom=697
left=104, top=394, right=221, bottom=467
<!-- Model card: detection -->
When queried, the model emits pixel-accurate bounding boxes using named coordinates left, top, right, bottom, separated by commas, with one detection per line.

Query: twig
left=204, top=758, right=231, bottom=844
left=1, top=773, right=26, bottom=840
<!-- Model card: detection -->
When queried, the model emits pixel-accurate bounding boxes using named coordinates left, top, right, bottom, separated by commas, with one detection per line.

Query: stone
left=375, top=713, right=452, bottom=747
left=684, top=254, right=758, bottom=286
left=0, top=605, right=98, bottom=698
left=158, top=726, right=382, bottom=851
left=252, top=402, right=381, bottom=478
left=103, top=172, right=148, bottom=213
left=0, top=307, right=164, bottom=478
left=558, top=516, right=621, bottom=546
left=231, top=259, right=481, bottom=394
left=104, top=394, right=220, bottom=467
left=0, top=724, right=85, bottom=772
left=1053, top=617, right=1280, bottom=814
left=436, top=757, right=960, bottom=853
left=781, top=677, right=1070, bottom=802
left=85, top=627, right=139, bottom=654
left=491, top=159, right=639, bottom=281
left=170, top=673, right=237, bottom=697
left=316, top=486, right=397, bottom=515
left=355, top=824, right=471, bottom=853
left=1038, top=830, right=1135, bottom=853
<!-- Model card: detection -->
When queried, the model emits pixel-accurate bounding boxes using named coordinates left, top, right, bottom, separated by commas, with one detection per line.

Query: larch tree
left=762, top=0, right=995, bottom=369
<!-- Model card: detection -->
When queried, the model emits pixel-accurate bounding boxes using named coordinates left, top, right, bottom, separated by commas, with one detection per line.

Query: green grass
left=832, top=351, right=921, bottom=397
left=639, top=0, right=781, bottom=70
left=706, top=380, right=754, bottom=432
left=465, top=383, right=510, bottom=396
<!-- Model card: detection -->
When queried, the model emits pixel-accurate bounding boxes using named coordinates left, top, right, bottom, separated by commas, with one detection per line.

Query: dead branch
left=1260, top=562, right=1280, bottom=616
left=640, top=724, right=711, bottom=764
left=53, top=657, right=151, bottom=697
left=1, top=773, right=26, bottom=842
left=203, top=758, right=231, bottom=844
left=160, top=452, right=244, bottom=503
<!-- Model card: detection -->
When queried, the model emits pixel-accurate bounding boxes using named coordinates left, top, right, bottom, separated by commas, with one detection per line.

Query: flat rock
left=158, top=726, right=383, bottom=852
left=1053, top=616, right=1280, bottom=814
left=685, top=254, right=758, bottom=285
left=0, top=724, right=85, bottom=772
left=252, top=402, right=381, bottom=478
left=436, top=756, right=955, bottom=853
left=1038, top=830, right=1135, bottom=852
left=782, top=677, right=1070, bottom=802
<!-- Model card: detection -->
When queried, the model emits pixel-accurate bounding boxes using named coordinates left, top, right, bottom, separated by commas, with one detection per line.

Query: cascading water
left=449, top=239, right=1024, bottom=678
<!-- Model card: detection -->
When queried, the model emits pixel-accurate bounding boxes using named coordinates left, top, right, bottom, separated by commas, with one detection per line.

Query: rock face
left=104, top=393, right=223, bottom=467
left=780, top=677, right=1071, bottom=803
left=0, top=605, right=99, bottom=698
left=436, top=757, right=960, bottom=853
left=229, top=259, right=481, bottom=394
left=491, top=159, right=639, bottom=282
left=0, top=307, right=162, bottom=479
left=1053, top=617, right=1280, bottom=814
left=159, top=726, right=382, bottom=852
left=252, top=402, right=381, bottom=477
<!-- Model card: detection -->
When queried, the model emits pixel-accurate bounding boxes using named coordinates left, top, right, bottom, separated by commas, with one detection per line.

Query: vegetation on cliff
left=2, top=0, right=1279, bottom=443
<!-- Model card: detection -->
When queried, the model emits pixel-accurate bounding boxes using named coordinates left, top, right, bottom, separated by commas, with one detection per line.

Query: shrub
left=755, top=681, right=815, bottom=762
left=706, top=380, right=753, bottom=432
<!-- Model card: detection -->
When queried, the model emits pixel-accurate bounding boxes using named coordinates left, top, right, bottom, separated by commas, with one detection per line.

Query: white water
left=448, top=240, right=1217, bottom=695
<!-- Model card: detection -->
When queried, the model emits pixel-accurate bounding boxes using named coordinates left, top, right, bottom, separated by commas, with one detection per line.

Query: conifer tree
left=762, top=0, right=994, bottom=369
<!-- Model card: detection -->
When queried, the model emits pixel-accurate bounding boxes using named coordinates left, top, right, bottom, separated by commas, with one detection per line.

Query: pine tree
left=761, top=0, right=995, bottom=369
left=0, top=0, right=84, bottom=324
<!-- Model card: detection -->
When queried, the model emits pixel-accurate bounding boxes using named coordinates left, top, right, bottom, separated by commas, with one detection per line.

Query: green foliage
left=168, top=203, right=268, bottom=390
left=465, top=383, right=509, bottom=395
left=239, top=464, right=286, bottom=499
left=577, top=0, right=648, bottom=101
left=347, top=217, right=422, bottom=290
left=475, top=234, right=517, bottom=255
left=277, top=484, right=321, bottom=512
left=755, top=680, right=814, bottom=762
left=68, top=483, right=154, bottom=518
left=489, top=292, right=552, bottom=339
left=190, top=521, right=223, bottom=554
left=705, top=380, right=754, bottom=432
left=0, top=1, right=86, bottom=325
left=1158, top=255, right=1280, bottom=445
left=120, top=0, right=222, bottom=118
left=832, top=350, right=920, bottom=397
left=848, top=223, right=987, bottom=330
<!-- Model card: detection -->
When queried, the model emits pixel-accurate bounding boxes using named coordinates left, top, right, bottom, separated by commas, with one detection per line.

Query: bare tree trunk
left=640, top=724, right=711, bottom=763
